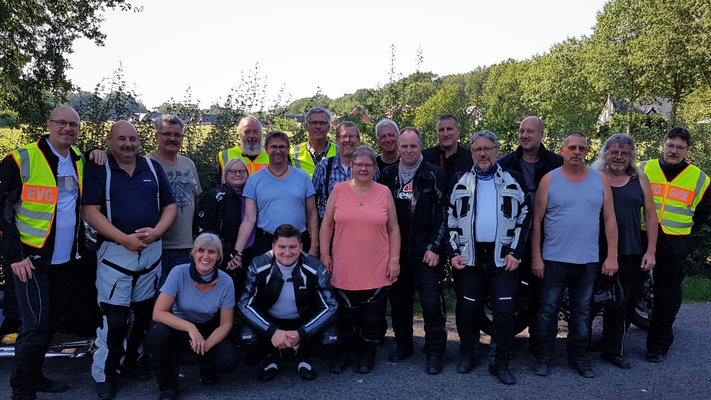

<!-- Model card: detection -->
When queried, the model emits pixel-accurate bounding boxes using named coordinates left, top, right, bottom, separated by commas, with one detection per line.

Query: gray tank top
left=542, top=167, right=604, bottom=264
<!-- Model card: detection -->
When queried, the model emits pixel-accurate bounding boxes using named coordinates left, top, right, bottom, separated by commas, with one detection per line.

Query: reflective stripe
left=663, top=204, right=694, bottom=216
left=663, top=220, right=693, bottom=229
left=694, top=171, right=707, bottom=199
left=15, top=207, right=54, bottom=221
left=16, top=147, right=31, bottom=182
left=16, top=220, right=48, bottom=238
left=292, top=143, right=302, bottom=170
left=220, top=150, right=229, bottom=169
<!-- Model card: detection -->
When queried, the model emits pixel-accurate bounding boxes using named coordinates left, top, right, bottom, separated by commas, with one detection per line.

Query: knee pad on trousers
left=237, top=324, right=267, bottom=356
left=310, top=324, right=340, bottom=355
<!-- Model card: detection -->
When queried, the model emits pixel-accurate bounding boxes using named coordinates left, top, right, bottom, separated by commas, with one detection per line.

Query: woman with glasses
left=320, top=145, right=400, bottom=374
left=230, top=130, right=319, bottom=264
left=198, top=157, right=255, bottom=292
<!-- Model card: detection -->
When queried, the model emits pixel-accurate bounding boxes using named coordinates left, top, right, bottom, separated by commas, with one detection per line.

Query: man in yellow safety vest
left=0, top=106, right=105, bottom=400
left=637, top=127, right=711, bottom=363
left=292, top=107, right=337, bottom=178
left=215, top=115, right=269, bottom=184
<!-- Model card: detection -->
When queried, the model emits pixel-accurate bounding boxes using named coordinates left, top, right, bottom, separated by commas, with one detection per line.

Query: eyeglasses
left=338, top=134, right=359, bottom=140
left=227, top=169, right=248, bottom=176
left=609, top=150, right=631, bottom=158
left=307, top=120, right=329, bottom=127
left=158, top=131, right=183, bottom=139
left=268, top=145, right=288, bottom=152
left=49, top=119, right=80, bottom=130
left=566, top=145, right=588, bottom=152
left=352, top=163, right=376, bottom=170
left=664, top=143, right=688, bottom=152
left=472, top=147, right=497, bottom=154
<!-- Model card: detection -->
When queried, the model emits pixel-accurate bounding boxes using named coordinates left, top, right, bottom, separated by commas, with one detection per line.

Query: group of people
left=1, top=105, right=707, bottom=400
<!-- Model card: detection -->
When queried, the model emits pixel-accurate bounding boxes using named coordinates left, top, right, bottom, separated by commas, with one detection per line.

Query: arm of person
left=136, top=203, right=177, bottom=245
left=296, top=257, right=339, bottom=340
left=639, top=172, right=658, bottom=271
left=423, top=168, right=447, bottom=267
left=305, top=195, right=319, bottom=256
left=504, top=171, right=532, bottom=272
left=600, top=171, right=619, bottom=276
left=446, top=173, right=467, bottom=270
left=204, top=307, right=234, bottom=353
left=88, top=149, right=107, bottom=165
left=82, top=204, right=148, bottom=252
left=319, top=193, right=336, bottom=274
left=385, top=190, right=401, bottom=282
left=530, top=173, right=551, bottom=279
left=311, top=161, right=326, bottom=217
left=0, top=155, right=33, bottom=280
left=153, top=291, right=208, bottom=354
left=230, top=197, right=257, bottom=269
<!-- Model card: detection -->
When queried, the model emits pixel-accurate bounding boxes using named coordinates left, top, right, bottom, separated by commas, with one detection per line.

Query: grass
left=682, top=277, right=711, bottom=302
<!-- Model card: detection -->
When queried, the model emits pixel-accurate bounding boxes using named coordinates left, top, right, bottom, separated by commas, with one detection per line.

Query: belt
left=475, top=242, right=496, bottom=258
left=101, top=257, right=162, bottom=288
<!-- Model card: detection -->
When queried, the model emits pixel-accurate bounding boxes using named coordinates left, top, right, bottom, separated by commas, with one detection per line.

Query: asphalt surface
left=1, top=302, right=710, bottom=400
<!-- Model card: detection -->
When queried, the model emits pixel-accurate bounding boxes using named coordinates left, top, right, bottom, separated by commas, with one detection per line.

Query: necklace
left=268, top=165, right=289, bottom=178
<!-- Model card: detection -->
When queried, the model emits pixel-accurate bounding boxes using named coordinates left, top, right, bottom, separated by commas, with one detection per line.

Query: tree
left=588, top=0, right=654, bottom=135
left=410, top=85, right=469, bottom=147
left=0, top=0, right=139, bottom=129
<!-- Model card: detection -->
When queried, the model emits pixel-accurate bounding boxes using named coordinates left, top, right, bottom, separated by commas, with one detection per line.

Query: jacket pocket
left=451, top=187, right=472, bottom=218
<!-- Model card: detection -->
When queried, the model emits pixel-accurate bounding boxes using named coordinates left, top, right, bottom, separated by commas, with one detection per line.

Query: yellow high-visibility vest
left=9, top=140, right=84, bottom=248
left=291, top=141, right=337, bottom=178
left=217, top=146, right=269, bottom=175
left=639, top=159, right=709, bottom=235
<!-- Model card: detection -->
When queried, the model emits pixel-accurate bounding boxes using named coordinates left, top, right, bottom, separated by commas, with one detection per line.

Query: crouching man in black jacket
left=238, top=224, right=339, bottom=382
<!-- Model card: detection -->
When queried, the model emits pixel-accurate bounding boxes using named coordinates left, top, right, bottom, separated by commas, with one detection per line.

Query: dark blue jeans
left=535, top=260, right=598, bottom=363
left=11, top=261, right=72, bottom=399
left=454, top=257, right=517, bottom=368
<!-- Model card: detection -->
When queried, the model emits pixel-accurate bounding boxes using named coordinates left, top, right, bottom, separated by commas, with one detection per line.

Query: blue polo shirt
left=82, top=154, right=175, bottom=239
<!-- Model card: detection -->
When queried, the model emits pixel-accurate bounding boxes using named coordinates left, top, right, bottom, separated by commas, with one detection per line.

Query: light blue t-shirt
left=47, top=141, right=78, bottom=265
left=243, top=167, right=316, bottom=233
left=160, top=264, right=235, bottom=323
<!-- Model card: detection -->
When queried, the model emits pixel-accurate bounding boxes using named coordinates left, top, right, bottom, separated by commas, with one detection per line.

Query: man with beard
left=147, top=115, right=202, bottom=287
left=422, top=114, right=473, bottom=180
left=637, top=127, right=711, bottom=363
left=379, top=127, right=448, bottom=375
left=292, top=107, right=337, bottom=178
left=531, top=132, right=618, bottom=379
left=83, top=121, right=176, bottom=400
left=216, top=115, right=269, bottom=184
left=312, top=122, right=379, bottom=219
left=375, top=119, right=400, bottom=172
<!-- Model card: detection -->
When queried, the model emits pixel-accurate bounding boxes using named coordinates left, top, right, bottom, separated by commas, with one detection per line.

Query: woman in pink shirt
left=320, top=145, right=400, bottom=374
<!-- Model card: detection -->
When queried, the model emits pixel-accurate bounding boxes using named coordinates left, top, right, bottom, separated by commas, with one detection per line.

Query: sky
left=66, top=0, right=610, bottom=111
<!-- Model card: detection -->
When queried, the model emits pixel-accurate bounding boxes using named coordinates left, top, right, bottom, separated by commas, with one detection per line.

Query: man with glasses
left=380, top=127, right=447, bottom=375
left=292, top=107, right=337, bottom=178
left=531, top=132, right=618, bottom=378
left=1, top=106, right=106, bottom=400
left=446, top=130, right=531, bottom=384
left=637, top=127, right=711, bottom=363
left=147, top=115, right=202, bottom=288
left=422, top=114, right=473, bottom=180
left=312, top=122, right=379, bottom=219
left=216, top=115, right=269, bottom=184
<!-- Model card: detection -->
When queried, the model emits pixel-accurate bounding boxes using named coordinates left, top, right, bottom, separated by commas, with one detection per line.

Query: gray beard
left=242, top=142, right=263, bottom=156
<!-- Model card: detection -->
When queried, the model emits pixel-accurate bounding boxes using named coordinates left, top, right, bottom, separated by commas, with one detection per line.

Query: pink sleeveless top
left=329, top=181, right=392, bottom=290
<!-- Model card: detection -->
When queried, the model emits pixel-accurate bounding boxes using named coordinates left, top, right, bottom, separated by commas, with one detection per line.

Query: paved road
left=2, top=302, right=710, bottom=400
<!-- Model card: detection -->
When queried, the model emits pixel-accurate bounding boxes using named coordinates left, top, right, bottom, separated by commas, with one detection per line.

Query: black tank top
left=612, top=178, right=645, bottom=255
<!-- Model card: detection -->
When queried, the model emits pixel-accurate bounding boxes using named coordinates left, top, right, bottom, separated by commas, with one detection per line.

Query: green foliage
left=0, top=0, right=138, bottom=130
left=0, top=110, right=18, bottom=128
left=283, top=90, right=331, bottom=116
left=681, top=277, right=711, bottom=301
left=410, top=85, right=469, bottom=147
left=598, top=113, right=669, bottom=161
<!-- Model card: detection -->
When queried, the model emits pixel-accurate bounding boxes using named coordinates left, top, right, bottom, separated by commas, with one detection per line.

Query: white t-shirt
left=47, top=142, right=79, bottom=264
left=475, top=179, right=497, bottom=243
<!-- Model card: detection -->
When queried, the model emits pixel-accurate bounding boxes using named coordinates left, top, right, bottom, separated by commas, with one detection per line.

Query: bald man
left=82, top=121, right=176, bottom=400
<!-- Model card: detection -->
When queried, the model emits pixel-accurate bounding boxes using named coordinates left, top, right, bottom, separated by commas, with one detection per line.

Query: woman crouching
left=148, top=233, right=239, bottom=399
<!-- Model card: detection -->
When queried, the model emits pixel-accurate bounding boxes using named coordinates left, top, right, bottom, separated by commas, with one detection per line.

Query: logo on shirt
left=397, top=182, right=413, bottom=200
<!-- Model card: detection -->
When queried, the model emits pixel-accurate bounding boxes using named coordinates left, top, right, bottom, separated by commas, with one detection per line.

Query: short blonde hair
left=222, top=157, right=250, bottom=185
left=192, top=233, right=223, bottom=263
